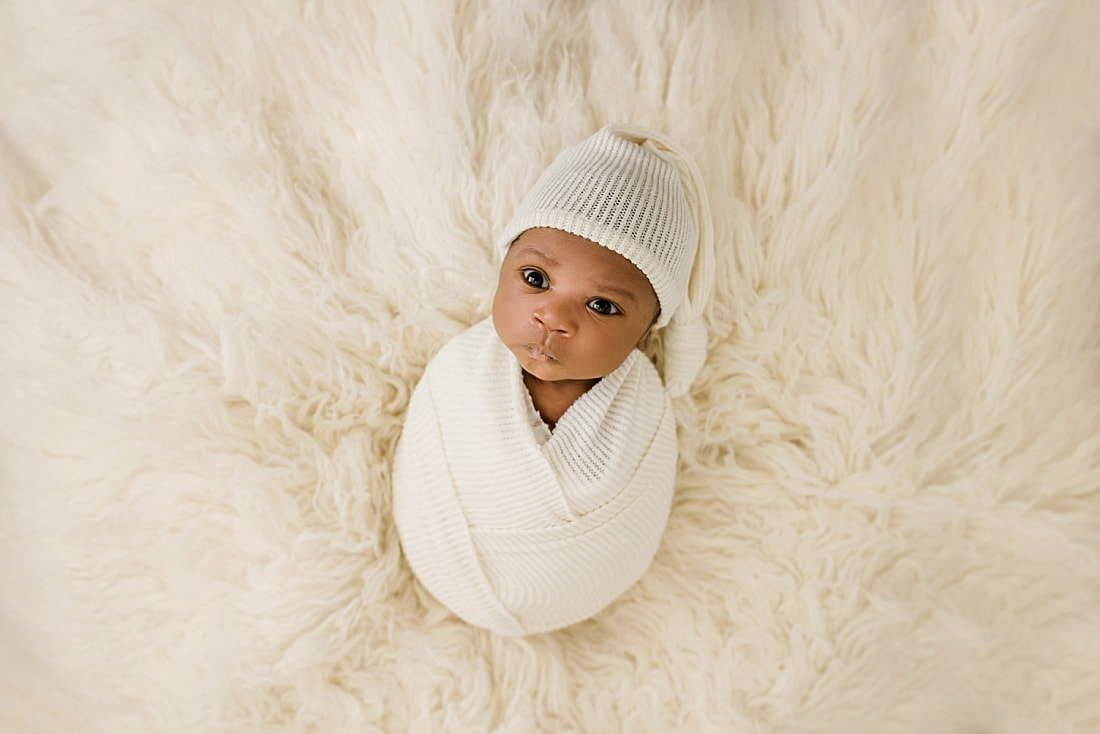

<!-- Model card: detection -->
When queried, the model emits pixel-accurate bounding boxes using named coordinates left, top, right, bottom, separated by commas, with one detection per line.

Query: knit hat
left=496, top=124, right=714, bottom=396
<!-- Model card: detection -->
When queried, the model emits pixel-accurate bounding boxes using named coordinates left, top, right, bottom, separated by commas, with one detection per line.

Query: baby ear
left=636, top=305, right=660, bottom=351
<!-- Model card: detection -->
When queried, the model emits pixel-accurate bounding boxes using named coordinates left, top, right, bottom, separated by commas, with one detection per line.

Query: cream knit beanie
left=496, top=124, right=715, bottom=396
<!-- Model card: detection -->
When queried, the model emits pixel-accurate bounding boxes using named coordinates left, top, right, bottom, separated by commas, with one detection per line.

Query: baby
left=393, top=124, right=713, bottom=636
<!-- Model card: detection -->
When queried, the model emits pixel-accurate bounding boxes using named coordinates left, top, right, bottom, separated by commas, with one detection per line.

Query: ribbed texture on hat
left=496, top=126, right=695, bottom=329
left=392, top=319, right=677, bottom=636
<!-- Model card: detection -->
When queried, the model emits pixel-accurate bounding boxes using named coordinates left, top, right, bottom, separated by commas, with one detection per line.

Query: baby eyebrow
left=519, top=246, right=560, bottom=268
left=594, top=284, right=638, bottom=304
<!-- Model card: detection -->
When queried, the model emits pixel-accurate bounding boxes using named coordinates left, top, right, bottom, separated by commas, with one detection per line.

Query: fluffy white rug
left=2, top=1, right=1098, bottom=732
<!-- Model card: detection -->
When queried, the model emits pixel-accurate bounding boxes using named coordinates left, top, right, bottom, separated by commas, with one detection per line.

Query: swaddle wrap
left=393, top=318, right=677, bottom=636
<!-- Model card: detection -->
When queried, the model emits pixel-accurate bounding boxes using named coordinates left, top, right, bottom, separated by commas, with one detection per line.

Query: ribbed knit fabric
left=392, top=319, right=677, bottom=636
left=496, top=124, right=715, bottom=397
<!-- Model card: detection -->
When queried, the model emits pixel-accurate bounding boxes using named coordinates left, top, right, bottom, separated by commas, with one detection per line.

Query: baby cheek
left=491, top=287, right=519, bottom=335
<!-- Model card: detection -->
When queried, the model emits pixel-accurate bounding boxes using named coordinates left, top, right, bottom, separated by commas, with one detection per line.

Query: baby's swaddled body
left=392, top=318, right=676, bottom=636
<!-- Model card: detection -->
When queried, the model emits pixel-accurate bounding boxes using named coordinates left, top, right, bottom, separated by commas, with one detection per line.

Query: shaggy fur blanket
left=1, top=1, right=1098, bottom=732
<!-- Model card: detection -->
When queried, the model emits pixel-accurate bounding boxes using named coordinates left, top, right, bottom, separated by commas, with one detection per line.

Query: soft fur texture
left=1, top=1, right=1098, bottom=732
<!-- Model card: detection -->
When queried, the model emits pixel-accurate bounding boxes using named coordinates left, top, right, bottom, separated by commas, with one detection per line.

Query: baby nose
left=532, top=299, right=575, bottom=335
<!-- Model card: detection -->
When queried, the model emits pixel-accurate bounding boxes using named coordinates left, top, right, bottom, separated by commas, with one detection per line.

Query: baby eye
left=587, top=298, right=621, bottom=316
left=521, top=268, right=547, bottom=289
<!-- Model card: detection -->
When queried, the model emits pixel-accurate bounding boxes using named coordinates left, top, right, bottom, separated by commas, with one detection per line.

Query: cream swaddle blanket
left=392, top=124, right=713, bottom=635
left=393, top=318, right=676, bottom=636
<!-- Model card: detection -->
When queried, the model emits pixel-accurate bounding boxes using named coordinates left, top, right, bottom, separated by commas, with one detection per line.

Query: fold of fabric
left=393, top=318, right=677, bottom=636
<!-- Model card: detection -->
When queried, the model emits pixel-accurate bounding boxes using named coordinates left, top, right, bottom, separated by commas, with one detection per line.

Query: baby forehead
left=508, top=228, right=644, bottom=276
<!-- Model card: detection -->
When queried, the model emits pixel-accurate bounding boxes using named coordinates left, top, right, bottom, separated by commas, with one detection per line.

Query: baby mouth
left=525, top=345, right=558, bottom=363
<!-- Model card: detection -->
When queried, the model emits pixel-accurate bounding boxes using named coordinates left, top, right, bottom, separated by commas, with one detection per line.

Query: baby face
left=492, top=228, right=659, bottom=383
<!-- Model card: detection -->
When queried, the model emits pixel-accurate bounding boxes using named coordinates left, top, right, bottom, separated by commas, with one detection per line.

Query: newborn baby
left=393, top=124, right=713, bottom=636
